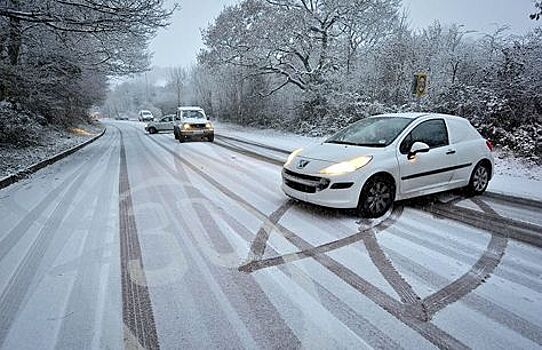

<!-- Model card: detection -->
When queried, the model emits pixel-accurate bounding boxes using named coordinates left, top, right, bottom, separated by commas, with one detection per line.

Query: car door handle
left=446, top=149, right=456, bottom=155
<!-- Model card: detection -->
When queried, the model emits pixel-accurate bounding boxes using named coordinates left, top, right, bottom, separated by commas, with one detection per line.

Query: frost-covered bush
left=0, top=102, right=43, bottom=147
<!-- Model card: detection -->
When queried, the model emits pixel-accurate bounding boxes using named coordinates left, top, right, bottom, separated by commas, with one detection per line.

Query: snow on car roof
left=177, top=106, right=204, bottom=111
left=370, top=112, right=469, bottom=122
left=370, top=112, right=429, bottom=119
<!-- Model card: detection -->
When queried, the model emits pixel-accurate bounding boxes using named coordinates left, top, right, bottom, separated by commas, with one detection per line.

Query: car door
left=397, top=118, right=458, bottom=195
left=157, top=116, right=173, bottom=131
left=166, top=116, right=176, bottom=130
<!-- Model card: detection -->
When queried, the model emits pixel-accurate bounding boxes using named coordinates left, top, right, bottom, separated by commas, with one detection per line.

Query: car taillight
left=486, top=140, right=494, bottom=152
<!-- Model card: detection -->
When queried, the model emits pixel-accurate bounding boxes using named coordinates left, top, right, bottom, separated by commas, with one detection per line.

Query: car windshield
left=325, top=117, right=413, bottom=147
left=183, top=110, right=205, bottom=119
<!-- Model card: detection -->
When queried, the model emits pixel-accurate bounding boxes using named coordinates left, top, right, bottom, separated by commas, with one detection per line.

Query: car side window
left=400, top=119, right=449, bottom=154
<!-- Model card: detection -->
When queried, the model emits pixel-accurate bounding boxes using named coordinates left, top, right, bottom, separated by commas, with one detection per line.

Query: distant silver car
left=144, top=114, right=177, bottom=134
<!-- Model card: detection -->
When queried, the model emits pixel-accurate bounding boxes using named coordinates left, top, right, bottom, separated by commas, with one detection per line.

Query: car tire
left=466, top=161, right=490, bottom=196
left=148, top=127, right=157, bottom=135
left=207, top=134, right=214, bottom=142
left=358, top=175, right=395, bottom=218
left=179, top=136, right=185, bottom=143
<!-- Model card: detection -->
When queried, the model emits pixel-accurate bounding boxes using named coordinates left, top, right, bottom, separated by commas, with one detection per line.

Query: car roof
left=177, top=106, right=204, bottom=111
left=371, top=112, right=466, bottom=121
left=370, top=112, right=429, bottom=119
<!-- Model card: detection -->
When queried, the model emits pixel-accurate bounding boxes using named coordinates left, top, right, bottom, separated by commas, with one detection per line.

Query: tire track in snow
left=197, top=129, right=541, bottom=345
left=421, top=197, right=509, bottom=318
left=384, top=247, right=542, bottom=346
left=132, top=128, right=302, bottom=349
left=118, top=129, right=160, bottom=350
left=144, top=133, right=468, bottom=350
left=54, top=128, right=121, bottom=349
left=0, top=131, right=116, bottom=347
left=142, top=130, right=405, bottom=349
left=361, top=228, right=424, bottom=310
left=0, top=130, right=118, bottom=263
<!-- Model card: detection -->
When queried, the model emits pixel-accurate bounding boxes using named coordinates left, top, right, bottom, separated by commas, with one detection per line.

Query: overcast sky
left=149, top=0, right=541, bottom=68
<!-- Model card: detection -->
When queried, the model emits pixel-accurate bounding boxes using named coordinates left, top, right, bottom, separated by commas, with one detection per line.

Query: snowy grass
left=0, top=122, right=104, bottom=178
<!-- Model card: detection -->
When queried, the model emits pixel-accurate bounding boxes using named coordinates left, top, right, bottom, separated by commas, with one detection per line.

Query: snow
left=215, top=121, right=542, bottom=201
left=215, top=121, right=325, bottom=151
left=0, top=122, right=104, bottom=178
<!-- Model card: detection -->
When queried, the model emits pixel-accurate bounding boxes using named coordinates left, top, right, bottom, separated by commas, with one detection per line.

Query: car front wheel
left=148, top=127, right=157, bottom=134
left=467, top=162, right=490, bottom=195
left=207, top=134, right=214, bottom=142
left=358, top=176, right=395, bottom=218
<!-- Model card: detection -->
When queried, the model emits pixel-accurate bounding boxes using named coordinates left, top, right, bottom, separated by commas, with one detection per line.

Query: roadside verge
left=0, top=128, right=106, bottom=190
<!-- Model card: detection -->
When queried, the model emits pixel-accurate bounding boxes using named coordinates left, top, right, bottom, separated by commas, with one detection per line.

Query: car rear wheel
left=467, top=162, right=490, bottom=195
left=358, top=176, right=395, bottom=218
left=148, top=127, right=157, bottom=134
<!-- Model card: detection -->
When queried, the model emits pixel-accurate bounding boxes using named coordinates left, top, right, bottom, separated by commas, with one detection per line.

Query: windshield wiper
left=325, top=140, right=360, bottom=146
left=326, top=140, right=386, bottom=147
left=354, top=143, right=387, bottom=147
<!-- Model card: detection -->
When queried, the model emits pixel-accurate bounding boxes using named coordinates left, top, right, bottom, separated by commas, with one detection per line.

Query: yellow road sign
left=413, top=73, right=428, bottom=98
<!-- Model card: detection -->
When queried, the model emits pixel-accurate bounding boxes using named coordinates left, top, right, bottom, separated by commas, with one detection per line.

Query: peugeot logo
left=296, top=159, right=310, bottom=169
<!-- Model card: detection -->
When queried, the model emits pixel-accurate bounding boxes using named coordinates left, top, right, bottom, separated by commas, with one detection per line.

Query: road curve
left=0, top=121, right=541, bottom=349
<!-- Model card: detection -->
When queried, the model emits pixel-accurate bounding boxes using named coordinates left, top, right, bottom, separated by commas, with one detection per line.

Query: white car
left=282, top=113, right=494, bottom=218
left=145, top=114, right=177, bottom=134
left=138, top=110, right=154, bottom=122
left=173, top=107, right=214, bottom=143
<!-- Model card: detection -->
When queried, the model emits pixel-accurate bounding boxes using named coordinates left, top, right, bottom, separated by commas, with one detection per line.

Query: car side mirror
left=408, top=142, right=430, bottom=160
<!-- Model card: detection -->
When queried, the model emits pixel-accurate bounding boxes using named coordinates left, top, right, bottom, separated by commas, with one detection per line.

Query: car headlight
left=182, top=123, right=191, bottom=130
left=205, top=122, right=213, bottom=129
left=285, top=148, right=303, bottom=166
left=319, top=156, right=373, bottom=175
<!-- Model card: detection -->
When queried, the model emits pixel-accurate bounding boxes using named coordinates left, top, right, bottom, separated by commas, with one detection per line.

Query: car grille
left=189, top=124, right=207, bottom=129
left=282, top=169, right=329, bottom=193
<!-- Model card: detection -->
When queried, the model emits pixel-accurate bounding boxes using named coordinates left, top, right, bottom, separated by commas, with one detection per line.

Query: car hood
left=297, top=142, right=386, bottom=163
left=182, top=118, right=208, bottom=124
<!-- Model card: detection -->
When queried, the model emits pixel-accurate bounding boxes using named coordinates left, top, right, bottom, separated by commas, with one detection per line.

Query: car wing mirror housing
left=408, top=142, right=430, bottom=160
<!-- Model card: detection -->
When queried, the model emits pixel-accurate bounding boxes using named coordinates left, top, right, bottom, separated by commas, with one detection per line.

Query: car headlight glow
left=319, top=156, right=373, bottom=175
left=205, top=122, right=213, bottom=129
left=285, top=148, right=303, bottom=166
left=182, top=123, right=191, bottom=130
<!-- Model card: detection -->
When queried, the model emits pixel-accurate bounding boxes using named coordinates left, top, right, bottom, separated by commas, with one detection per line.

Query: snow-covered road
left=1, top=120, right=541, bottom=349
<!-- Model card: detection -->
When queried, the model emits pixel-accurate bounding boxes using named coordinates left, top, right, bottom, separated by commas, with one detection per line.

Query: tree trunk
left=7, top=0, right=22, bottom=66
left=7, top=17, right=21, bottom=66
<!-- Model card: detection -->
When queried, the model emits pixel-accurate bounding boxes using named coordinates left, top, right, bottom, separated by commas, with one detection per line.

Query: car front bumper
left=281, top=167, right=364, bottom=209
left=180, top=129, right=214, bottom=136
